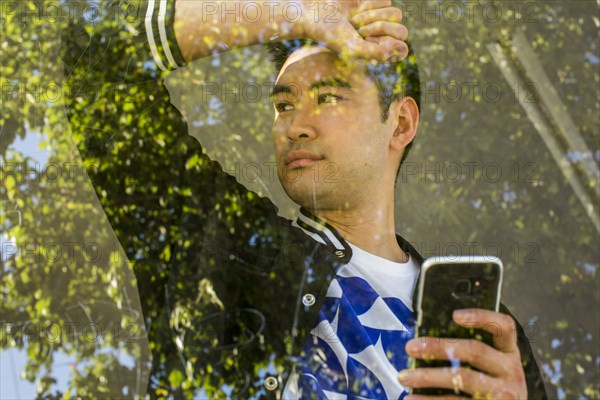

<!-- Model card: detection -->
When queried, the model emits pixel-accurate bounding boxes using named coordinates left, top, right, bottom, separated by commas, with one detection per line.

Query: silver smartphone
left=412, top=256, right=504, bottom=396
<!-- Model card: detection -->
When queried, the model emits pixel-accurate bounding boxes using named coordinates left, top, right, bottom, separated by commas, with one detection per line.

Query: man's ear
left=389, top=97, right=419, bottom=152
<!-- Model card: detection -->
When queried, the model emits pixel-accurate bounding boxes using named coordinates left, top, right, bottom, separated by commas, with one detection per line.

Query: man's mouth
left=284, top=150, right=324, bottom=169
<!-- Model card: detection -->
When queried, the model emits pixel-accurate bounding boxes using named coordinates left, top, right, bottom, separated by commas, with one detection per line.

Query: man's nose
left=287, top=107, right=317, bottom=142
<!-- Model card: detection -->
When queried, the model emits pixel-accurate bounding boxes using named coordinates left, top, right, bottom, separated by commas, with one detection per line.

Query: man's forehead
left=275, top=46, right=362, bottom=85
left=286, top=45, right=333, bottom=66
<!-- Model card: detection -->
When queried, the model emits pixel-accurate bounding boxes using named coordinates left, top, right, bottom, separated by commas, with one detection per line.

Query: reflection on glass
left=1, top=0, right=598, bottom=399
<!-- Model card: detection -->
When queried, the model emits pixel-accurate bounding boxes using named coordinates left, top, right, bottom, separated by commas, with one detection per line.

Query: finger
left=405, top=337, right=509, bottom=377
left=453, top=309, right=519, bottom=353
left=405, top=395, right=467, bottom=400
left=328, top=25, right=408, bottom=62
left=358, top=21, right=409, bottom=41
left=364, top=35, right=394, bottom=44
left=355, top=0, right=393, bottom=13
left=363, top=36, right=408, bottom=61
left=351, top=7, right=403, bottom=26
left=398, top=367, right=501, bottom=398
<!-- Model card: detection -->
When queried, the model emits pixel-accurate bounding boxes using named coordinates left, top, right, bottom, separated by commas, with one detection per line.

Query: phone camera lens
left=454, top=279, right=471, bottom=294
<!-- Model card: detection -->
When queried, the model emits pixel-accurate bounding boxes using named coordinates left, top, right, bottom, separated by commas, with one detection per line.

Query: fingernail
left=397, top=370, right=412, bottom=384
left=383, top=46, right=402, bottom=62
left=453, top=309, right=472, bottom=321
left=387, top=54, right=403, bottom=63
left=406, top=340, right=419, bottom=352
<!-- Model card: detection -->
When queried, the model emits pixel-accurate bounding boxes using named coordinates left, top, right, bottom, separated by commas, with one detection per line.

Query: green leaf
left=168, top=369, right=184, bottom=388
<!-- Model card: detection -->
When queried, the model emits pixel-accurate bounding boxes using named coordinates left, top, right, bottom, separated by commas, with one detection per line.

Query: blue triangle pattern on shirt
left=336, top=276, right=379, bottom=315
left=346, top=354, right=387, bottom=398
left=300, top=333, right=348, bottom=394
left=363, top=325, right=381, bottom=344
left=382, top=297, right=415, bottom=328
left=319, top=297, right=340, bottom=324
left=298, top=373, right=329, bottom=399
left=378, top=329, right=413, bottom=370
left=336, top=295, right=377, bottom=354
left=297, top=274, right=416, bottom=399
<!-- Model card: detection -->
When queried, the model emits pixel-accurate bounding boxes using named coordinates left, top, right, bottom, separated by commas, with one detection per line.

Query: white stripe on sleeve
left=145, top=0, right=168, bottom=71
left=158, top=0, right=179, bottom=69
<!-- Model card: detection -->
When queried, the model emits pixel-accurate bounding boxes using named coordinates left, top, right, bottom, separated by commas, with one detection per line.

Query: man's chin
left=280, top=180, right=327, bottom=209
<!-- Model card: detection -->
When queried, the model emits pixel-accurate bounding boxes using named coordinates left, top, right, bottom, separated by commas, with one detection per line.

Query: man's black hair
left=267, top=39, right=421, bottom=171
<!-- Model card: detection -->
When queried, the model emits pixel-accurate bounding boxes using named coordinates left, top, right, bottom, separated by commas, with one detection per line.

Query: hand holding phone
left=411, top=256, right=503, bottom=396
left=397, top=252, right=527, bottom=399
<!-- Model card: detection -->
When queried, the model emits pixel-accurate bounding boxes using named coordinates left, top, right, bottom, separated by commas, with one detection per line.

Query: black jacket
left=61, top=0, right=547, bottom=398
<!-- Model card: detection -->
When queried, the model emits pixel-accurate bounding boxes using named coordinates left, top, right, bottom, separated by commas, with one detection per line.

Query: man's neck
left=308, top=205, right=408, bottom=264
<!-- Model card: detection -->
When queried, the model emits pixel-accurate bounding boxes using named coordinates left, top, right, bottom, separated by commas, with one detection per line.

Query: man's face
left=271, top=47, right=397, bottom=211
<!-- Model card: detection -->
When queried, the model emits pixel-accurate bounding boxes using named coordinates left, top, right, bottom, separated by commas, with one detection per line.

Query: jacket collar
left=293, top=207, right=353, bottom=262
left=294, top=207, right=423, bottom=267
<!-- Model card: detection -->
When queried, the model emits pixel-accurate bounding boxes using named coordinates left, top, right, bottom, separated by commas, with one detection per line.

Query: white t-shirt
left=283, top=242, right=420, bottom=400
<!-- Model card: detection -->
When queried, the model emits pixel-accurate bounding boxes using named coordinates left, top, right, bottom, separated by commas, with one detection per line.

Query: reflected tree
left=1, top=0, right=598, bottom=398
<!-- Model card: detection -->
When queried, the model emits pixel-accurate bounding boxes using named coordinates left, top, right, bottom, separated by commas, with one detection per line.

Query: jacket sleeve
left=60, top=1, right=307, bottom=398
left=500, top=304, right=548, bottom=399
left=61, top=0, right=186, bottom=83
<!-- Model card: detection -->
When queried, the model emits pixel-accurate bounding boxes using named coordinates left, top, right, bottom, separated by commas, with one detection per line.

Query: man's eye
left=317, top=93, right=342, bottom=104
left=275, top=102, right=294, bottom=112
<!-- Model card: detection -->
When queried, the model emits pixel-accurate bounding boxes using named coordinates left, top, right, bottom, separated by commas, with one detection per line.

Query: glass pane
left=1, top=1, right=597, bottom=398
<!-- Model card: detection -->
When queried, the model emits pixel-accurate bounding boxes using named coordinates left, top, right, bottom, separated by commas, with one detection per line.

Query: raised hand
left=175, top=0, right=409, bottom=63
left=298, top=0, right=409, bottom=61
left=398, top=309, right=528, bottom=399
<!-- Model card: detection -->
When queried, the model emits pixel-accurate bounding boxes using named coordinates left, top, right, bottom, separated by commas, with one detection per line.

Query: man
left=62, top=0, right=546, bottom=398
